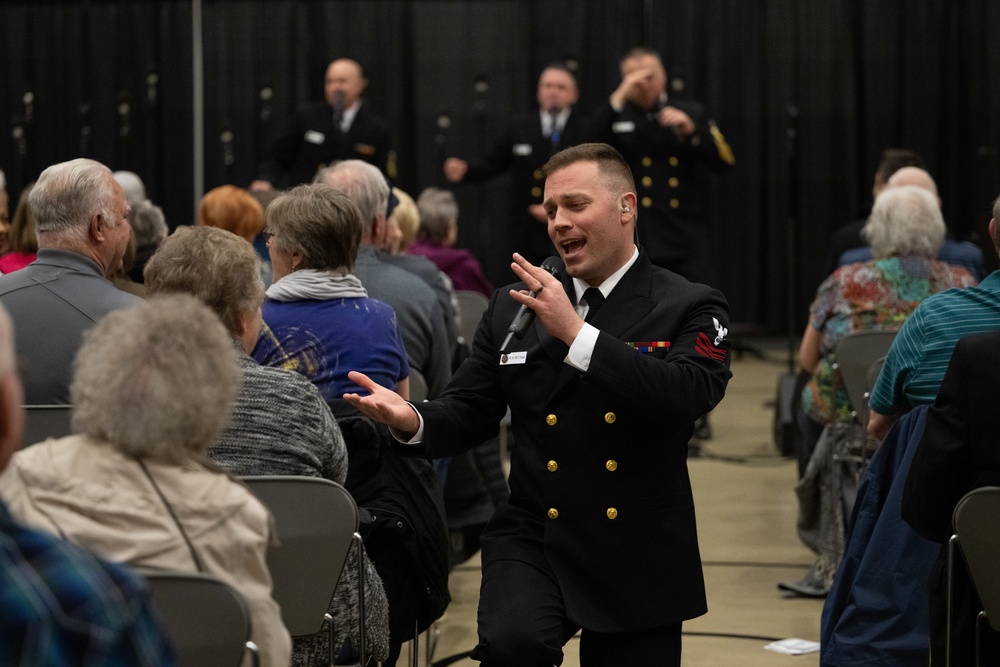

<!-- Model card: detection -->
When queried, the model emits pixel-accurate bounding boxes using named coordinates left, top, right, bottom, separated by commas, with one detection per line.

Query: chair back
left=455, top=290, right=489, bottom=346
left=835, top=331, right=897, bottom=422
left=142, top=569, right=258, bottom=667
left=241, top=477, right=357, bottom=636
left=409, top=367, right=428, bottom=402
left=22, top=405, right=73, bottom=447
left=952, top=487, right=1000, bottom=632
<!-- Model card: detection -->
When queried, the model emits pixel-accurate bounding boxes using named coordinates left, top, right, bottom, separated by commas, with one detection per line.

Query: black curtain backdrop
left=2, top=0, right=999, bottom=331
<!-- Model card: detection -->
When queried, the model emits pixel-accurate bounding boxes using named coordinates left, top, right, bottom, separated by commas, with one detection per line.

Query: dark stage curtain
left=1, top=0, right=998, bottom=330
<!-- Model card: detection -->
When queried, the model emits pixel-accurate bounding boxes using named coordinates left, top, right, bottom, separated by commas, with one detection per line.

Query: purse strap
left=137, top=459, right=205, bottom=573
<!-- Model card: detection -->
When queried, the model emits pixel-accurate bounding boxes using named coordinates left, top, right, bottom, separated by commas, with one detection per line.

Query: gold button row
left=546, top=459, right=617, bottom=472
left=546, top=507, right=619, bottom=520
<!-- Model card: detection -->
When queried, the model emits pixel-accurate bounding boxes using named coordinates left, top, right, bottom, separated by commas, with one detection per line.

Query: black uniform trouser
left=471, top=557, right=682, bottom=667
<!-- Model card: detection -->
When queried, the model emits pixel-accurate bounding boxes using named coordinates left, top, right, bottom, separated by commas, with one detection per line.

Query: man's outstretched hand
left=343, top=371, right=421, bottom=437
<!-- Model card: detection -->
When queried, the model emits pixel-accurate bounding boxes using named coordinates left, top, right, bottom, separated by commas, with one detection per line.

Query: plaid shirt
left=0, top=500, right=175, bottom=666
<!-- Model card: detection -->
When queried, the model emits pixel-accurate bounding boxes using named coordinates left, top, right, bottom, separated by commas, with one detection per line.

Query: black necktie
left=549, top=114, right=561, bottom=148
left=583, top=287, right=604, bottom=322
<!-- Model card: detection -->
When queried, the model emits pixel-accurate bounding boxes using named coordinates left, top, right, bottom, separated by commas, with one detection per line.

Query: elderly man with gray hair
left=0, top=158, right=139, bottom=404
left=316, top=159, right=452, bottom=398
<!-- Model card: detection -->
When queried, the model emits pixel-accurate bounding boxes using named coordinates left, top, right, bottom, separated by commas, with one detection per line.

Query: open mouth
left=561, top=239, right=586, bottom=258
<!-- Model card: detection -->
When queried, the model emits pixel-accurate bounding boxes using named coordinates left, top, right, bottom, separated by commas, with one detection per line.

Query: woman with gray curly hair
left=0, top=295, right=292, bottom=667
left=144, top=225, right=390, bottom=664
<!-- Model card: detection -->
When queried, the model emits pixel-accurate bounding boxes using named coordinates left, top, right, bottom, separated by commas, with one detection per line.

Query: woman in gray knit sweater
left=144, top=225, right=390, bottom=664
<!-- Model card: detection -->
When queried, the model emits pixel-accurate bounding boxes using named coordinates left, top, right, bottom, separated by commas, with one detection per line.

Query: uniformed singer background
left=590, top=46, right=735, bottom=286
left=345, top=143, right=732, bottom=666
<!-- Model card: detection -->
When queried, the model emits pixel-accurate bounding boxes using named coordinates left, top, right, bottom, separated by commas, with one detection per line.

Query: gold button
left=546, top=414, right=557, bottom=426
left=641, top=157, right=652, bottom=167
left=669, top=198, right=680, bottom=209
left=533, top=169, right=543, bottom=180
left=606, top=459, right=618, bottom=472
left=606, top=507, right=618, bottom=520
left=641, top=176, right=652, bottom=187
left=668, top=177, right=679, bottom=188
left=604, top=412, right=616, bottom=424
left=548, top=508, right=559, bottom=520
left=669, top=157, right=679, bottom=166
left=641, top=197, right=652, bottom=208
left=547, top=460, right=558, bottom=472
left=531, top=186, right=542, bottom=197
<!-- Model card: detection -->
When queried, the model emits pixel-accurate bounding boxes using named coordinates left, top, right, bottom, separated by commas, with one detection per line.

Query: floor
left=412, top=346, right=825, bottom=667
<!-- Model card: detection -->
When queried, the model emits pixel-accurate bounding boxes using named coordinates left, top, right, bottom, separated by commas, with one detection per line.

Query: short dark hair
left=620, top=46, right=663, bottom=67
left=541, top=143, right=636, bottom=197
left=874, top=149, right=926, bottom=185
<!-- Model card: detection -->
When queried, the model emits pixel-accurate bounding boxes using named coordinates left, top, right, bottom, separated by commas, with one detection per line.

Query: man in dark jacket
left=346, top=143, right=732, bottom=666
left=253, top=58, right=394, bottom=190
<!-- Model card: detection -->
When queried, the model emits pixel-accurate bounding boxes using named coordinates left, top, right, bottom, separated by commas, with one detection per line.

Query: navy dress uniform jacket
left=462, top=110, right=587, bottom=264
left=257, top=102, right=394, bottom=186
left=589, top=100, right=735, bottom=284
left=407, top=252, right=732, bottom=632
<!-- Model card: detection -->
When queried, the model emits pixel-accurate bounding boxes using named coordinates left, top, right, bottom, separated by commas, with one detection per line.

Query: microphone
left=500, top=256, right=564, bottom=354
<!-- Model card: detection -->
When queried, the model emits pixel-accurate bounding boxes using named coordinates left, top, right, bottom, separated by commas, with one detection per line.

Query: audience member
left=784, top=185, right=975, bottom=598
left=0, top=295, right=292, bottom=667
left=0, top=183, right=38, bottom=273
left=0, top=302, right=174, bottom=665
left=798, top=185, right=976, bottom=451
left=902, top=329, right=1000, bottom=665
left=444, top=63, right=585, bottom=263
left=112, top=170, right=148, bottom=208
left=837, top=167, right=986, bottom=280
left=254, top=58, right=395, bottom=189
left=590, top=46, right=735, bottom=285
left=316, top=160, right=452, bottom=397
left=252, top=183, right=410, bottom=401
left=0, top=158, right=140, bottom=404
left=198, top=184, right=271, bottom=287
left=868, top=192, right=1000, bottom=440
left=126, top=199, right=168, bottom=283
left=410, top=187, right=494, bottom=298
left=144, top=225, right=390, bottom=664
left=389, top=187, right=420, bottom=255
left=824, top=148, right=926, bottom=275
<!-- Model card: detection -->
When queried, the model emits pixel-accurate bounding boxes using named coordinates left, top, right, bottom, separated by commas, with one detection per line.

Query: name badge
left=612, top=121, right=636, bottom=134
left=304, top=130, right=325, bottom=144
left=512, top=143, right=533, bottom=156
left=499, top=351, right=527, bottom=366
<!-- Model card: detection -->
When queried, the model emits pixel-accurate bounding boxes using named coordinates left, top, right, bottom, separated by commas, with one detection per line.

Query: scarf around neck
left=265, top=268, right=368, bottom=302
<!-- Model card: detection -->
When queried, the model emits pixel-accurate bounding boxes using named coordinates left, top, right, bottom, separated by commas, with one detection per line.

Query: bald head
left=325, top=58, right=367, bottom=109
left=887, top=167, right=940, bottom=202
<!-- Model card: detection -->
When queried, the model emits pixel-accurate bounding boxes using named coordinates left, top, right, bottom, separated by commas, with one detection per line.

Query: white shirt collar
left=340, top=100, right=362, bottom=132
left=539, top=107, right=572, bottom=136
left=571, top=246, right=640, bottom=306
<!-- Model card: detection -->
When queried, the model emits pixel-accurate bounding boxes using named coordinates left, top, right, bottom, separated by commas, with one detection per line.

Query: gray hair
left=315, top=160, right=389, bottom=233
left=70, top=295, right=240, bottom=463
left=128, top=200, right=168, bottom=250
left=863, top=185, right=945, bottom=259
left=30, top=159, right=121, bottom=237
left=266, top=183, right=363, bottom=274
left=145, top=226, right=263, bottom=335
left=112, top=171, right=147, bottom=208
left=416, top=188, right=459, bottom=243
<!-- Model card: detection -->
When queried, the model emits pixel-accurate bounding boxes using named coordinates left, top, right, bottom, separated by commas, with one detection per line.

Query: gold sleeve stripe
left=709, top=121, right=735, bottom=166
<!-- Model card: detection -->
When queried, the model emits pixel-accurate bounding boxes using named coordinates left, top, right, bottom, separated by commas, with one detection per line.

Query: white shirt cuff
left=565, top=323, right=600, bottom=372
left=389, top=403, right=425, bottom=444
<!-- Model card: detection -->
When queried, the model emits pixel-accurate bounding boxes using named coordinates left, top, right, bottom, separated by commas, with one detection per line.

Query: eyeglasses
left=261, top=228, right=275, bottom=242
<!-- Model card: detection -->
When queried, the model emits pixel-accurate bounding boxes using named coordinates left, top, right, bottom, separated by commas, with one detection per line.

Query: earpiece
left=622, top=204, right=631, bottom=213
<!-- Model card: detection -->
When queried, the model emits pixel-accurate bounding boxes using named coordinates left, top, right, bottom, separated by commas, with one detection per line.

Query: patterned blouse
left=802, top=256, right=976, bottom=423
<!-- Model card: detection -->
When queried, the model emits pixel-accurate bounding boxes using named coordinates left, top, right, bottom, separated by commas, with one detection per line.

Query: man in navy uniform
left=444, top=63, right=586, bottom=264
left=346, top=142, right=731, bottom=666
left=590, top=47, right=735, bottom=286
left=253, top=58, right=394, bottom=190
